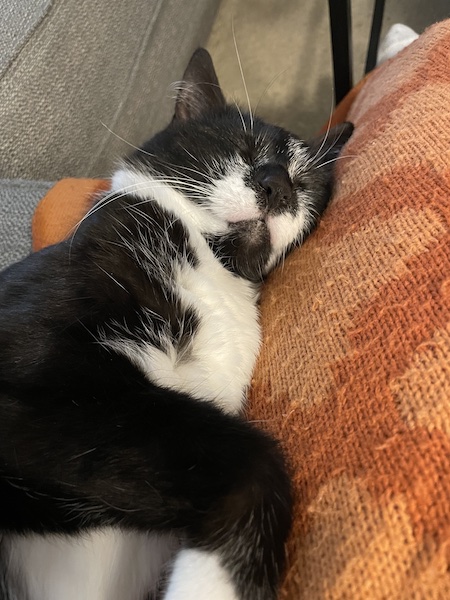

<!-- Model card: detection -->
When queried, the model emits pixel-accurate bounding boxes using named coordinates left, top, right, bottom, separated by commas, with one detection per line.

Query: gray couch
left=0, top=0, right=220, bottom=270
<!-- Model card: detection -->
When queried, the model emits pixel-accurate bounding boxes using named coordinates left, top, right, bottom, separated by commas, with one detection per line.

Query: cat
left=0, top=48, right=353, bottom=600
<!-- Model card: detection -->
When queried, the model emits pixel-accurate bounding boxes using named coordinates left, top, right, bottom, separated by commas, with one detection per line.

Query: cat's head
left=117, top=48, right=353, bottom=282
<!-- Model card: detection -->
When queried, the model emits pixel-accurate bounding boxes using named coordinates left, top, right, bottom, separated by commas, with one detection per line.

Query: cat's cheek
left=208, top=160, right=261, bottom=224
left=266, top=212, right=307, bottom=254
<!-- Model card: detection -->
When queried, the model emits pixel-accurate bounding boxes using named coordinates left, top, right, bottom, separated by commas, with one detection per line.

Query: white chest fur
left=109, top=169, right=262, bottom=415
left=126, top=253, right=261, bottom=415
left=103, top=224, right=260, bottom=413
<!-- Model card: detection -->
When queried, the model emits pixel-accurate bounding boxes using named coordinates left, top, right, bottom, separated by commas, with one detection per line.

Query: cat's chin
left=230, top=218, right=269, bottom=247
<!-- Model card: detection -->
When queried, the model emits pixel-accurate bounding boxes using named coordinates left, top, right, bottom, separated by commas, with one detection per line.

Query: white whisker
left=253, top=67, right=290, bottom=117
left=180, top=145, right=199, bottom=163
left=233, top=97, right=247, bottom=134
left=313, top=154, right=357, bottom=169
left=305, top=85, right=335, bottom=168
left=232, top=19, right=254, bottom=131
left=94, top=263, right=129, bottom=293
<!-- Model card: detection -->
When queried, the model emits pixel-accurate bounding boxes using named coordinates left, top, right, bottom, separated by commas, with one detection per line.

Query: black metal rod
left=365, top=0, right=386, bottom=73
left=327, top=0, right=353, bottom=105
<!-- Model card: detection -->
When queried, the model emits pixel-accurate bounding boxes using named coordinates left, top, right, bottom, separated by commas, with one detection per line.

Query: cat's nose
left=256, top=166, right=293, bottom=211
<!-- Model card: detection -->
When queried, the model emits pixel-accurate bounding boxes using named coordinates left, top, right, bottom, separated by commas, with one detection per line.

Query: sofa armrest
left=0, top=180, right=53, bottom=270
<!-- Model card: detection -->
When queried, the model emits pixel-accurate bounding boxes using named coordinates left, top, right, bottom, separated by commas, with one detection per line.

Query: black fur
left=0, top=215, right=291, bottom=599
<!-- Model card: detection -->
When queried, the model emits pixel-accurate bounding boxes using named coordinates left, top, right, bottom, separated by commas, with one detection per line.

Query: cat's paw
left=163, top=549, right=239, bottom=600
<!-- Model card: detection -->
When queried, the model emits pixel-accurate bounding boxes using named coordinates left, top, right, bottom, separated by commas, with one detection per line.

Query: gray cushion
left=0, top=0, right=219, bottom=181
left=0, top=180, right=53, bottom=270
left=0, top=0, right=51, bottom=77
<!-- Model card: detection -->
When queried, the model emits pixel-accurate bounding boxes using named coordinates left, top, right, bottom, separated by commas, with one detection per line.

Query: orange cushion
left=32, top=178, right=109, bottom=251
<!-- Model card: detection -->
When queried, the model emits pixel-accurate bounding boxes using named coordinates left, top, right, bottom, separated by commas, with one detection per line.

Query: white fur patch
left=164, top=549, right=239, bottom=600
left=265, top=197, right=312, bottom=271
left=109, top=166, right=262, bottom=414
left=3, top=530, right=178, bottom=600
left=172, top=258, right=260, bottom=413
left=286, top=138, right=310, bottom=179
left=207, top=156, right=261, bottom=223
left=111, top=167, right=227, bottom=237
left=268, top=210, right=308, bottom=253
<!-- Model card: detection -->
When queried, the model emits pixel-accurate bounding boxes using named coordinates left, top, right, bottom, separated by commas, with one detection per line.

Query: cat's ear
left=307, top=122, right=354, bottom=164
left=174, top=48, right=226, bottom=121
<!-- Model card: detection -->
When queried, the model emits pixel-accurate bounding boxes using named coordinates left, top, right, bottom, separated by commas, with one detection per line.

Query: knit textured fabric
left=29, top=18, right=450, bottom=599
left=248, top=19, right=450, bottom=599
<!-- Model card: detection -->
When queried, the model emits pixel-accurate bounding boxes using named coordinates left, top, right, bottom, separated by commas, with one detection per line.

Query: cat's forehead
left=176, top=108, right=305, bottom=167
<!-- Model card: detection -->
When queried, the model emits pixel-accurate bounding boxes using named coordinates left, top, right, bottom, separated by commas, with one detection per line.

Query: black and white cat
left=0, top=49, right=352, bottom=600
